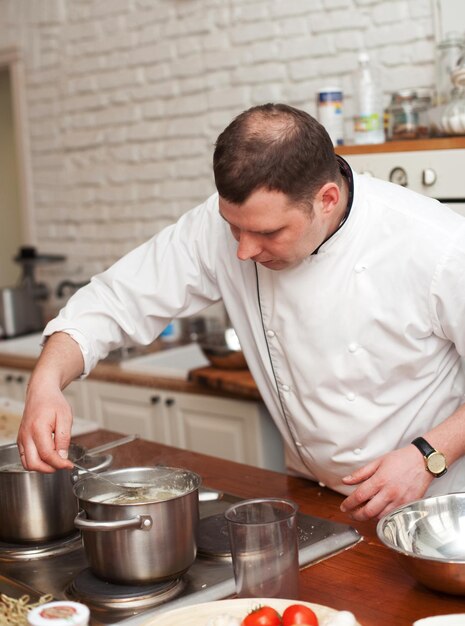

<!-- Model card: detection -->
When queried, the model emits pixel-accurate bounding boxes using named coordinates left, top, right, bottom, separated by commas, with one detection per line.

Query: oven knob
left=422, top=168, right=437, bottom=187
left=389, top=167, right=408, bottom=187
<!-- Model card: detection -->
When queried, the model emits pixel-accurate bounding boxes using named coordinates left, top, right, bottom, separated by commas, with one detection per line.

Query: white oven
left=341, top=147, right=465, bottom=216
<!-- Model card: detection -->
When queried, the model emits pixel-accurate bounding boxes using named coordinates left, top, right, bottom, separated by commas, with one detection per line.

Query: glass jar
left=387, top=90, right=419, bottom=140
left=414, top=88, right=433, bottom=139
left=435, top=32, right=465, bottom=105
left=442, top=86, right=465, bottom=135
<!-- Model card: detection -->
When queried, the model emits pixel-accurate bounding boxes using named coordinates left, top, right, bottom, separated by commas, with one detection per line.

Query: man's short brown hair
left=213, top=103, right=340, bottom=208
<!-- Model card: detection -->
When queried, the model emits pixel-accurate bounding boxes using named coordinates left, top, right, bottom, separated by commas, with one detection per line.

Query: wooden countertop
left=73, top=430, right=465, bottom=626
left=0, top=351, right=261, bottom=401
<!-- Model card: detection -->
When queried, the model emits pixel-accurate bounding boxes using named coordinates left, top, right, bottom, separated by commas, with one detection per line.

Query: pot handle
left=74, top=510, right=153, bottom=532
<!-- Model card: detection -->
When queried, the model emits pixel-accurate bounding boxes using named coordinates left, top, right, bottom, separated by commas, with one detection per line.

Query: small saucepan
left=73, top=466, right=201, bottom=583
left=0, top=436, right=135, bottom=543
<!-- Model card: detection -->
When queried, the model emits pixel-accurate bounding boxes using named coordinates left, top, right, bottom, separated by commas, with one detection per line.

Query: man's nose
left=236, top=232, right=261, bottom=261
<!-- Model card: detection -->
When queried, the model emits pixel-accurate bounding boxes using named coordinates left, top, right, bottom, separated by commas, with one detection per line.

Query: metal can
left=28, top=601, right=90, bottom=626
left=317, top=87, right=344, bottom=146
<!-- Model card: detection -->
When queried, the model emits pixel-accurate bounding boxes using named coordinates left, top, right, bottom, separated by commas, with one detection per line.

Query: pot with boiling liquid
left=73, top=466, right=201, bottom=584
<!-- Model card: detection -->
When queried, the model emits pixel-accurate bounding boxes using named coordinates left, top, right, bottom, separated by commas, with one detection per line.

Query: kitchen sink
left=0, top=333, right=209, bottom=381
left=119, top=343, right=210, bottom=379
left=0, top=332, right=43, bottom=358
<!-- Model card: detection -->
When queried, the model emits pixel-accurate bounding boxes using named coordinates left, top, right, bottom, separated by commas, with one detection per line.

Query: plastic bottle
left=352, top=51, right=385, bottom=145
left=159, top=320, right=182, bottom=343
left=317, top=87, right=344, bottom=146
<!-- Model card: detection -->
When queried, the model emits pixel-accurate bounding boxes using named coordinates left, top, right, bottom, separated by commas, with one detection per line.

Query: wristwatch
left=411, top=437, right=448, bottom=478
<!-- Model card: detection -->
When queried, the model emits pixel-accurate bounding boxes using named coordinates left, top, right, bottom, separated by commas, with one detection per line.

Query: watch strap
left=411, top=436, right=435, bottom=457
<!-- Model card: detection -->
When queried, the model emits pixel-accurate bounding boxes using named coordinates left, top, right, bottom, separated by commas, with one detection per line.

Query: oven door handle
left=74, top=510, right=153, bottom=531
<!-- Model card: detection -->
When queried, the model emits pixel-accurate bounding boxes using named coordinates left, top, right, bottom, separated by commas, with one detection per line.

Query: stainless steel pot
left=73, top=466, right=201, bottom=584
left=0, top=442, right=112, bottom=543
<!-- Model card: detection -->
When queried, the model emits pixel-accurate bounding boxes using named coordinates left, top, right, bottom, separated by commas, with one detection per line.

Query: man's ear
left=316, top=182, right=341, bottom=214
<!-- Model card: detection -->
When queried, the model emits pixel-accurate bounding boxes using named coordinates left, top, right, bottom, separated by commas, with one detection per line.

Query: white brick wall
left=0, top=0, right=437, bottom=290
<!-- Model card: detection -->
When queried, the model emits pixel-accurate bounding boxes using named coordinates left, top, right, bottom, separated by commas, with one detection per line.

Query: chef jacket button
left=348, top=342, right=358, bottom=353
left=346, top=392, right=356, bottom=401
left=354, top=263, right=366, bottom=273
left=354, top=448, right=362, bottom=455
left=295, top=441, right=303, bottom=447
left=281, top=384, right=290, bottom=392
left=266, top=329, right=275, bottom=338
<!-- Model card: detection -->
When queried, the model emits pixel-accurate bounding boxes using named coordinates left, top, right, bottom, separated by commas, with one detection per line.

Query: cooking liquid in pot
left=94, top=486, right=184, bottom=505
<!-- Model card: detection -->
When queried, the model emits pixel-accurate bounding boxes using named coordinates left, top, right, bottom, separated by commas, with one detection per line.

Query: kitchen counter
left=0, top=350, right=261, bottom=401
left=73, top=430, right=465, bottom=626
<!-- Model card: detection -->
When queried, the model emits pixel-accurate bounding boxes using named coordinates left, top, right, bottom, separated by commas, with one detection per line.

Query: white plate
left=140, top=598, right=361, bottom=626
left=414, top=616, right=465, bottom=626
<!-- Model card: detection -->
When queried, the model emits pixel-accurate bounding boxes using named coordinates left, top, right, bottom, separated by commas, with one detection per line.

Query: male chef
left=18, top=103, right=465, bottom=521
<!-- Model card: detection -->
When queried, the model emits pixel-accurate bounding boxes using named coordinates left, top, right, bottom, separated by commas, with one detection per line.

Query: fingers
left=341, top=488, right=395, bottom=522
left=54, top=411, right=73, bottom=462
left=342, top=459, right=380, bottom=485
left=19, top=436, right=57, bottom=473
left=17, top=395, right=74, bottom=472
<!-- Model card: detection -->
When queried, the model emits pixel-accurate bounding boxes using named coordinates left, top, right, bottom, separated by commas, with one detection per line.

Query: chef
left=18, top=103, right=465, bottom=521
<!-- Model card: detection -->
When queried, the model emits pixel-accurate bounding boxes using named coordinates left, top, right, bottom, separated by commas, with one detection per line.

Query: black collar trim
left=312, top=154, right=354, bottom=255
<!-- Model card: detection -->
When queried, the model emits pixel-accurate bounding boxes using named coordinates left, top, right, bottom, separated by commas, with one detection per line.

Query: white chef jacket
left=45, top=169, right=465, bottom=497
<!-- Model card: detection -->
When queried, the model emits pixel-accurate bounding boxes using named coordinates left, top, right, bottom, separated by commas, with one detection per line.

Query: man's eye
left=259, top=229, right=280, bottom=237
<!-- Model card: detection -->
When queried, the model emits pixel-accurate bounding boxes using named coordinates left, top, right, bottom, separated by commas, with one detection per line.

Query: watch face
left=427, top=451, right=447, bottom=474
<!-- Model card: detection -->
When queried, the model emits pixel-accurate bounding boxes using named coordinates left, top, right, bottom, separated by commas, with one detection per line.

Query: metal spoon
left=72, top=462, right=150, bottom=497
left=72, top=434, right=149, bottom=496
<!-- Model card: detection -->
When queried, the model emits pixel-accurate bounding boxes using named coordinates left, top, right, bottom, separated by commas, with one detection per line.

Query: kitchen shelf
left=337, top=136, right=465, bottom=155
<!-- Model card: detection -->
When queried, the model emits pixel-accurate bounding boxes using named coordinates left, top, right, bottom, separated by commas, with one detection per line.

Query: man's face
left=219, top=187, right=332, bottom=271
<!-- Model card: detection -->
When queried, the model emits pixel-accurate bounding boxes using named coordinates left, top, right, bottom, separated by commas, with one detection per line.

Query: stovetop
left=0, top=489, right=362, bottom=626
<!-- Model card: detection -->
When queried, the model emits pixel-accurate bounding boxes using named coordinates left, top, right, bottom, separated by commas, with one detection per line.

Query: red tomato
left=281, top=604, right=319, bottom=626
left=242, top=605, right=282, bottom=626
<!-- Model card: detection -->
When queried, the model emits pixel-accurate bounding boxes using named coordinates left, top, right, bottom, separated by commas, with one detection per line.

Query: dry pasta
left=0, top=593, right=54, bottom=626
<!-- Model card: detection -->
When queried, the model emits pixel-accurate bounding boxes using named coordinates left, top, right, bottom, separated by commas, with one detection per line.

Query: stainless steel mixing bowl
left=377, top=492, right=465, bottom=595
left=198, top=327, right=247, bottom=370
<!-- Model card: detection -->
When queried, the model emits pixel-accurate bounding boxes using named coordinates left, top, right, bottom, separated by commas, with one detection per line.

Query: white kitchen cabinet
left=169, top=392, right=285, bottom=471
left=85, top=379, right=285, bottom=471
left=0, top=366, right=89, bottom=418
left=0, top=366, right=28, bottom=400
left=63, top=380, right=91, bottom=422
left=85, top=380, right=173, bottom=444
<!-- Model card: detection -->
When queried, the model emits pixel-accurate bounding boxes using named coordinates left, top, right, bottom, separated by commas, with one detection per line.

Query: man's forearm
left=422, top=402, right=465, bottom=468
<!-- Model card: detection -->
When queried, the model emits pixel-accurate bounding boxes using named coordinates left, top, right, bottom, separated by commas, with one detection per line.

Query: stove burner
left=196, top=512, right=324, bottom=561
left=0, top=532, right=82, bottom=562
left=65, top=568, right=184, bottom=613
left=196, top=513, right=232, bottom=560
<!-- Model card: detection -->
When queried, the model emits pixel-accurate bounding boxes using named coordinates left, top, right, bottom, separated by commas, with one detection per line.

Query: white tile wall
left=0, top=0, right=437, bottom=285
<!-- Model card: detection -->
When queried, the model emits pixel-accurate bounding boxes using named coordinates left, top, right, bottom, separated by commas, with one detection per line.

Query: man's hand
left=340, top=445, right=433, bottom=521
left=17, top=383, right=75, bottom=472
left=16, top=332, right=85, bottom=472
